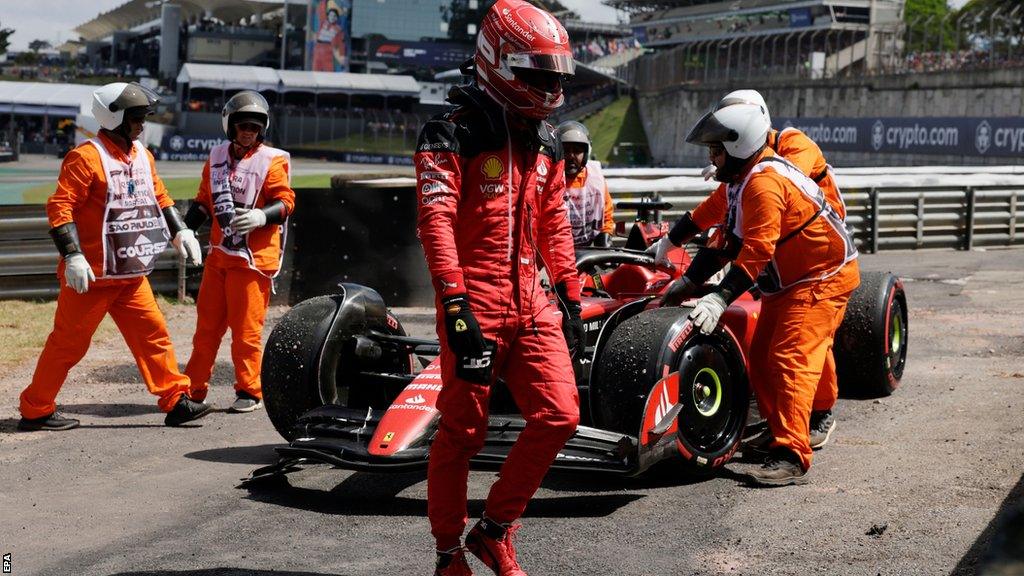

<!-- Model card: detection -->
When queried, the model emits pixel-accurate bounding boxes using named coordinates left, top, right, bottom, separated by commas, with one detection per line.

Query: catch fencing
left=625, top=4, right=1023, bottom=89
left=273, top=108, right=428, bottom=152
left=1, top=184, right=1021, bottom=300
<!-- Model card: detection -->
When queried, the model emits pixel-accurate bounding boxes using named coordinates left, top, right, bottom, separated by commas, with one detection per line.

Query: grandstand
left=609, top=0, right=904, bottom=85
left=73, top=0, right=295, bottom=78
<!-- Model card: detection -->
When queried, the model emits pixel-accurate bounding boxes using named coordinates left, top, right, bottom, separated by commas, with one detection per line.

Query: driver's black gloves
left=593, top=232, right=612, bottom=248
left=667, top=212, right=700, bottom=246
left=661, top=277, right=698, bottom=307
left=661, top=246, right=731, bottom=306
left=555, top=282, right=585, bottom=360
left=442, top=294, right=493, bottom=384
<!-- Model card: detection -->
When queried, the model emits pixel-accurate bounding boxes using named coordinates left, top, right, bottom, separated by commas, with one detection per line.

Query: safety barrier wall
left=0, top=184, right=1021, bottom=301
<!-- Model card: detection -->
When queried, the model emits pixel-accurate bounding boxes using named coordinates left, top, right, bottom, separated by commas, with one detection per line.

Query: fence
left=0, top=201, right=199, bottom=301
left=1, top=184, right=1021, bottom=300
left=273, top=108, right=429, bottom=152
left=901, top=5, right=1024, bottom=74
left=271, top=97, right=619, bottom=151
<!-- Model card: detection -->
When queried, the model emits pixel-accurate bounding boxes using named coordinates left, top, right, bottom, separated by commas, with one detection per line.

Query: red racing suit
left=416, top=85, right=581, bottom=550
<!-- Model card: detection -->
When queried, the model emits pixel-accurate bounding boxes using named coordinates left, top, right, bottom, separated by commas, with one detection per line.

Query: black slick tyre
left=591, top=307, right=748, bottom=475
left=261, top=286, right=410, bottom=441
left=835, top=271, right=908, bottom=398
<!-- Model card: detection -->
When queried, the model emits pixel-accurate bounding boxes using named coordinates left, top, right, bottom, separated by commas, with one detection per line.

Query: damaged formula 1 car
left=245, top=199, right=908, bottom=484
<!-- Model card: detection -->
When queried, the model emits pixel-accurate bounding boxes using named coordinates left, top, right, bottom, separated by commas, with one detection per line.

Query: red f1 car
left=245, top=199, right=907, bottom=484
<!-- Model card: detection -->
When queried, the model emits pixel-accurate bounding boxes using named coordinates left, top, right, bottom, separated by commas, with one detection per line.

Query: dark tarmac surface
left=1, top=248, right=1022, bottom=576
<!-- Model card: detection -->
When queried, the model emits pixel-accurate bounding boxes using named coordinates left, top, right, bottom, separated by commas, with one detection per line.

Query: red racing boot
left=465, top=517, right=527, bottom=576
left=435, top=546, right=473, bottom=576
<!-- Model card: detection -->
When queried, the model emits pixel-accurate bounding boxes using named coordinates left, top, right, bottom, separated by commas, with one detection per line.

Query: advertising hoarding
left=775, top=117, right=1024, bottom=157
left=306, top=0, right=352, bottom=72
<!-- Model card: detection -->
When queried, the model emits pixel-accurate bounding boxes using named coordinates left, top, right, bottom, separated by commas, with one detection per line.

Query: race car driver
left=651, top=89, right=850, bottom=450
left=182, top=91, right=294, bottom=413
left=415, top=1, right=583, bottom=573
left=18, top=81, right=210, bottom=431
left=654, top=99, right=859, bottom=486
left=557, top=120, right=614, bottom=248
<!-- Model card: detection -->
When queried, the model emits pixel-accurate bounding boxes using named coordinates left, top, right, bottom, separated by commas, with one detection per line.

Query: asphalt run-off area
left=1, top=247, right=1022, bottom=576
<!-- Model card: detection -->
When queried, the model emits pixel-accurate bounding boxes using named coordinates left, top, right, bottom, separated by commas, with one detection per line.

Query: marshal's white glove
left=64, top=253, right=95, bottom=294
left=229, top=208, right=267, bottom=235
left=172, top=229, right=203, bottom=266
left=689, top=292, right=727, bottom=335
left=701, top=164, right=717, bottom=181
left=646, top=236, right=676, bottom=270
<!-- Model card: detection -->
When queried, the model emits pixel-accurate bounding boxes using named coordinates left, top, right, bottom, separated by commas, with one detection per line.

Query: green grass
left=20, top=173, right=334, bottom=204
left=160, top=173, right=333, bottom=200
left=582, top=96, right=651, bottom=166
left=293, top=133, right=417, bottom=155
left=20, top=183, right=58, bottom=204
left=0, top=300, right=115, bottom=368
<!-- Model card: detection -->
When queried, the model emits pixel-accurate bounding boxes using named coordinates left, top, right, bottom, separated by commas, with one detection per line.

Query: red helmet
left=474, top=0, right=575, bottom=120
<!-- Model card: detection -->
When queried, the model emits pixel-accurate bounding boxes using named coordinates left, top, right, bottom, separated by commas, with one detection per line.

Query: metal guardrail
left=0, top=202, right=195, bottom=301
left=609, top=184, right=1024, bottom=253
left=0, top=184, right=1020, bottom=300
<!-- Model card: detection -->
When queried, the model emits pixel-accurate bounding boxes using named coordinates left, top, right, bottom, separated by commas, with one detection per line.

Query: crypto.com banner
left=158, top=134, right=229, bottom=161
left=773, top=117, right=1024, bottom=157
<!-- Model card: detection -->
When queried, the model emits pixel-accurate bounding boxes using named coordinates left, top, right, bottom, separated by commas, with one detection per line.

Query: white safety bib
left=208, top=143, right=290, bottom=277
left=772, top=127, right=848, bottom=219
left=92, top=138, right=170, bottom=278
left=564, top=161, right=607, bottom=246
left=725, top=156, right=858, bottom=295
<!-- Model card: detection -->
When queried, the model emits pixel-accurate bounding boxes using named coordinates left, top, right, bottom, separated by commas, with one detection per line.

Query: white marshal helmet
left=685, top=103, right=770, bottom=160
left=556, top=120, right=591, bottom=166
left=91, top=82, right=159, bottom=131
left=717, top=89, right=771, bottom=127
left=222, top=90, right=271, bottom=141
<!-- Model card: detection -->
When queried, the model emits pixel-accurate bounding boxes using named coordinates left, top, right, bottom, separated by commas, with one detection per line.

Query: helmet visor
left=233, top=111, right=268, bottom=128
left=558, top=128, right=589, bottom=145
left=125, top=107, right=153, bottom=122
left=507, top=52, right=575, bottom=75
left=512, top=67, right=565, bottom=93
left=225, top=91, right=270, bottom=116
left=685, top=110, right=739, bottom=146
left=110, top=83, right=160, bottom=114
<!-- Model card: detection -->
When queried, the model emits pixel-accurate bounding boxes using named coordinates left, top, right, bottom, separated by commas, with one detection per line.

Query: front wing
left=242, top=404, right=674, bottom=485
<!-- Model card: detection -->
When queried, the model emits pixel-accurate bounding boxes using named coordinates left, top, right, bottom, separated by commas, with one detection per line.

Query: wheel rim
left=890, top=312, right=902, bottom=356
left=887, top=298, right=908, bottom=376
left=677, top=342, right=741, bottom=452
left=692, top=367, right=722, bottom=417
